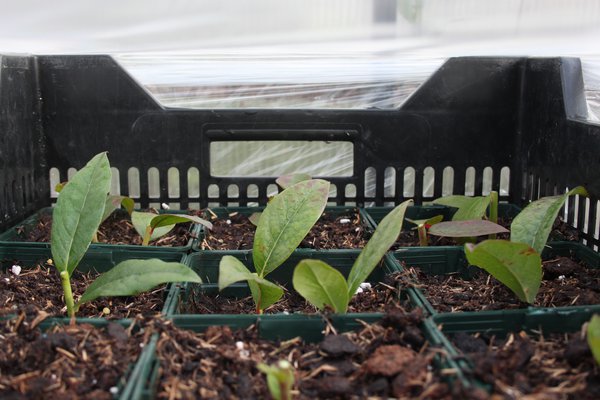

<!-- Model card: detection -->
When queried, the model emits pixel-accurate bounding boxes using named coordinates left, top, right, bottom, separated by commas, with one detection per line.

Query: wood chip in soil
left=0, top=262, right=166, bottom=318
left=200, top=209, right=371, bottom=250
left=183, top=273, right=413, bottom=315
left=452, top=330, right=600, bottom=399
left=0, top=311, right=149, bottom=399
left=152, top=308, right=479, bottom=399
left=16, top=210, right=193, bottom=247
left=401, top=255, right=600, bottom=312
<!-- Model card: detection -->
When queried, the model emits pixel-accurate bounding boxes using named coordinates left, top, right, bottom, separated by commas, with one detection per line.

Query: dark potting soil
left=452, top=330, right=600, bottom=399
left=0, top=263, right=166, bottom=318
left=152, top=309, right=476, bottom=399
left=183, top=273, right=412, bottom=315
left=16, top=211, right=193, bottom=247
left=200, top=209, right=371, bottom=250
left=403, top=255, right=600, bottom=312
left=0, top=311, right=147, bottom=399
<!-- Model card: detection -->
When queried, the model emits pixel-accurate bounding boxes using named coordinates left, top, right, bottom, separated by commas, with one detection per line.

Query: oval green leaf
left=253, top=179, right=330, bottom=276
left=587, top=315, right=600, bottom=365
left=51, top=152, right=111, bottom=274
left=433, top=195, right=491, bottom=221
left=247, top=277, right=284, bottom=312
left=293, top=259, right=349, bottom=313
left=428, top=220, right=508, bottom=238
left=131, top=211, right=174, bottom=241
left=218, top=255, right=255, bottom=290
left=101, top=195, right=134, bottom=223
left=346, top=200, right=412, bottom=297
left=465, top=240, right=542, bottom=303
left=276, top=173, right=311, bottom=189
left=150, top=214, right=213, bottom=230
left=76, top=259, right=202, bottom=306
left=511, top=186, right=588, bottom=254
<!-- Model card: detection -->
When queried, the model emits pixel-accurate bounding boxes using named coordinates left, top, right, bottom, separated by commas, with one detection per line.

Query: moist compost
left=0, top=262, right=166, bottom=318
left=453, top=330, right=600, bottom=399
left=404, top=255, right=600, bottom=312
left=16, top=211, right=193, bottom=247
left=0, top=311, right=147, bottom=399
left=200, top=209, right=370, bottom=250
left=183, top=273, right=413, bottom=314
left=152, top=309, right=474, bottom=399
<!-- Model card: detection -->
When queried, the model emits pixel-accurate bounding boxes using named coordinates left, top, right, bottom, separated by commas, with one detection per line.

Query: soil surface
left=153, top=308, right=476, bottom=399
left=0, top=262, right=166, bottom=318
left=0, top=311, right=147, bottom=399
left=403, top=255, right=600, bottom=312
left=16, top=211, right=193, bottom=247
left=183, top=273, right=412, bottom=315
left=453, top=330, right=600, bottom=399
left=200, top=209, right=371, bottom=250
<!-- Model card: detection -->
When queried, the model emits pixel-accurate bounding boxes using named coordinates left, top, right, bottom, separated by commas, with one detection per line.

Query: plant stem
left=91, top=231, right=99, bottom=243
left=489, top=190, right=499, bottom=239
left=142, top=226, right=153, bottom=246
left=60, top=270, right=76, bottom=318
left=417, top=225, right=428, bottom=246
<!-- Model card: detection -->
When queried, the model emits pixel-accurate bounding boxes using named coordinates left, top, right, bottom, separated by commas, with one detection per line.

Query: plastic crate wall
left=0, top=55, right=598, bottom=249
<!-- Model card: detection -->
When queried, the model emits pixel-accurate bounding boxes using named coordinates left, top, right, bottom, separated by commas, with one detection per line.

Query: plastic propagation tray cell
left=391, top=241, right=600, bottom=316
left=0, top=243, right=185, bottom=319
left=0, top=208, right=201, bottom=253
left=194, top=205, right=374, bottom=251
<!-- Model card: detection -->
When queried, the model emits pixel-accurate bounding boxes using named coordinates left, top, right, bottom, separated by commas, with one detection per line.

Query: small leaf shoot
left=257, top=360, right=295, bottom=400
left=406, top=215, right=444, bottom=246
left=587, top=314, right=600, bottom=365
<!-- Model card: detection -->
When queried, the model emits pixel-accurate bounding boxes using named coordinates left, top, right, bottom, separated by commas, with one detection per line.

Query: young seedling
left=131, top=211, right=212, bottom=246
left=51, top=152, right=202, bottom=318
left=257, top=360, right=295, bottom=400
left=587, top=314, right=600, bottom=365
left=464, top=187, right=588, bottom=304
left=292, top=200, right=412, bottom=313
left=218, top=179, right=330, bottom=313
left=405, top=215, right=444, bottom=246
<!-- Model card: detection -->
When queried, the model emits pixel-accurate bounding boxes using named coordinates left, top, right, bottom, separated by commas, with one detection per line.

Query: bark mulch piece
left=0, top=311, right=149, bottom=399
left=453, top=330, right=600, bottom=399
left=15, top=211, right=193, bottom=247
left=183, top=273, right=412, bottom=315
left=0, top=263, right=166, bottom=319
left=401, top=255, right=600, bottom=312
left=200, top=209, right=371, bottom=250
left=152, top=308, right=478, bottom=399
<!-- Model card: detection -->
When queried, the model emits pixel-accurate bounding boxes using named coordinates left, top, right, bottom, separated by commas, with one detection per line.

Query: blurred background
left=1, top=0, right=599, bottom=117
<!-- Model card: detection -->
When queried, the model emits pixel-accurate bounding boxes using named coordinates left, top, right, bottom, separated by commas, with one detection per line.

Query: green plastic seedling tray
left=131, top=313, right=468, bottom=400
left=0, top=243, right=185, bottom=318
left=363, top=203, right=521, bottom=230
left=432, top=307, right=600, bottom=394
left=391, top=241, right=600, bottom=316
left=0, top=207, right=200, bottom=253
left=1, top=316, right=145, bottom=399
left=194, top=205, right=374, bottom=251
left=171, top=249, right=419, bottom=316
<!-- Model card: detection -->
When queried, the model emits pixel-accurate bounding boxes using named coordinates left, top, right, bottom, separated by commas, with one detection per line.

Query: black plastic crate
left=0, top=55, right=597, bottom=253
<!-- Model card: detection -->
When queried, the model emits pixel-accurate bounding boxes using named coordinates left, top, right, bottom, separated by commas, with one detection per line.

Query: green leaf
left=276, top=173, right=311, bottom=189
left=511, top=186, right=588, bottom=254
left=433, top=195, right=491, bottom=221
left=253, top=179, right=330, bottom=277
left=55, top=181, right=68, bottom=193
left=248, top=212, right=262, bottom=227
left=428, top=220, right=509, bottom=237
left=218, top=255, right=255, bottom=290
left=218, top=255, right=283, bottom=311
left=346, top=200, right=412, bottom=297
left=587, top=315, right=600, bottom=366
left=258, top=361, right=294, bottom=400
left=101, top=195, right=134, bottom=223
left=76, top=259, right=202, bottom=306
left=293, top=259, right=349, bottom=313
left=150, top=214, right=213, bottom=230
left=51, top=152, right=111, bottom=275
left=131, top=211, right=174, bottom=241
left=406, top=214, right=444, bottom=229
left=465, top=240, right=542, bottom=303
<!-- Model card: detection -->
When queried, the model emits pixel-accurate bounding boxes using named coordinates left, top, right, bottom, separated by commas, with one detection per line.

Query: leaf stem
left=142, top=226, right=153, bottom=246
left=60, top=270, right=76, bottom=318
left=91, top=231, right=99, bottom=243
left=417, top=224, right=428, bottom=246
left=489, top=191, right=498, bottom=239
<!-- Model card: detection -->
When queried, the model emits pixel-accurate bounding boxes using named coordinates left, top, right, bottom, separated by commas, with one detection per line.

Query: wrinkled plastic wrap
left=0, top=0, right=598, bottom=197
